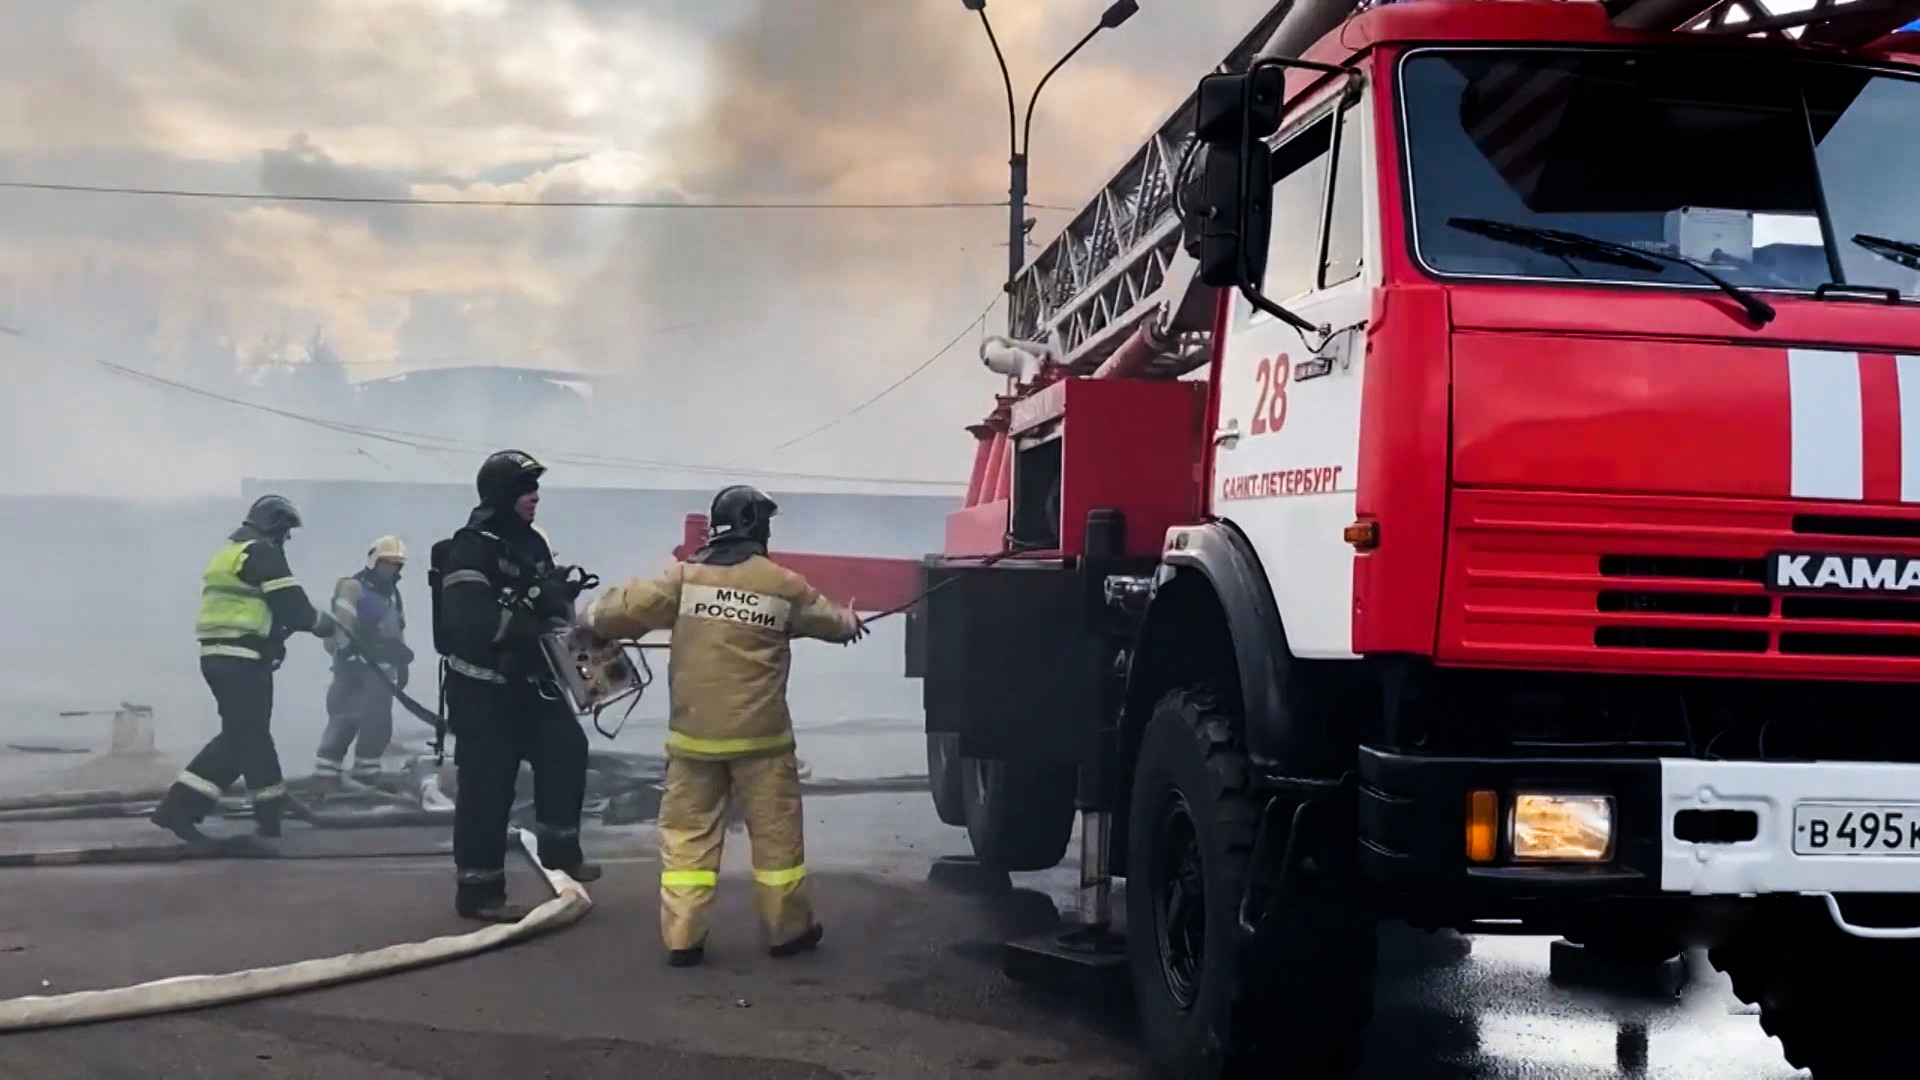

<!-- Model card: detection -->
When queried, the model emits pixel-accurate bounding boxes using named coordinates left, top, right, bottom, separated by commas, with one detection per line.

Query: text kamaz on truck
left=903, top=1, right=1920, bottom=1077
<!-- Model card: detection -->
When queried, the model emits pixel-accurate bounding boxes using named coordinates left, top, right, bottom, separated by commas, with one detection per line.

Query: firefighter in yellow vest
left=583, top=485, right=866, bottom=966
left=152, top=495, right=337, bottom=842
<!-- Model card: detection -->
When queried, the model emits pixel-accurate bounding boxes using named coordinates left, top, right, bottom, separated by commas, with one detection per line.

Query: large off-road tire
left=1713, top=925, right=1920, bottom=1078
left=927, top=732, right=966, bottom=828
left=960, top=757, right=1077, bottom=872
left=1126, top=689, right=1375, bottom=1079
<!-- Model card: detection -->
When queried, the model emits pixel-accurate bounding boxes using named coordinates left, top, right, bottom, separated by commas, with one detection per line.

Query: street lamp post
left=963, top=0, right=1140, bottom=288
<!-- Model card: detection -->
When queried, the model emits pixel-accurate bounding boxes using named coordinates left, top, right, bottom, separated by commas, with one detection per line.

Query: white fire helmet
left=366, top=535, right=407, bottom=569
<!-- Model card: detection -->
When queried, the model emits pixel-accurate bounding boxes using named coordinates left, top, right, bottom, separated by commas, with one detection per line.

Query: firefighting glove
left=312, top=612, right=339, bottom=639
left=498, top=600, right=544, bottom=649
left=839, top=604, right=869, bottom=645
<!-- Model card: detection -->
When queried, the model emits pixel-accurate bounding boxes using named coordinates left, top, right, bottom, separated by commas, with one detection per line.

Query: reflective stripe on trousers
left=200, top=644, right=264, bottom=661
left=657, top=752, right=812, bottom=951
left=446, top=656, right=505, bottom=684
left=661, top=869, right=718, bottom=890
left=664, top=729, right=795, bottom=760
left=173, top=770, right=224, bottom=800
left=752, top=864, right=806, bottom=888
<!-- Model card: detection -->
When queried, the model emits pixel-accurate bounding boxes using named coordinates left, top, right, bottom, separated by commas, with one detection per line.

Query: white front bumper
left=1661, top=759, right=1920, bottom=895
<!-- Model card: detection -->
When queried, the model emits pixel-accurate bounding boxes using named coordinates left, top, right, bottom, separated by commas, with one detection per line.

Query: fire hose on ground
left=0, top=623, right=927, bottom=850
left=0, top=829, right=591, bottom=1033
left=0, top=768, right=928, bottom=833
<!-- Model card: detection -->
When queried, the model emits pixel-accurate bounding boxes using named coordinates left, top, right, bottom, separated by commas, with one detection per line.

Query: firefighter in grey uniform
left=314, top=534, right=413, bottom=787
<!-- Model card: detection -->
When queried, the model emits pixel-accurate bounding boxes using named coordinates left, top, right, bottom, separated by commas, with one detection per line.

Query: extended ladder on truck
left=1009, top=0, right=1920, bottom=381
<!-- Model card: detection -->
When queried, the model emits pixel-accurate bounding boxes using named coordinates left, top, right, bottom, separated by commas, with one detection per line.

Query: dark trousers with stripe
left=158, top=656, right=285, bottom=826
left=447, top=672, right=589, bottom=906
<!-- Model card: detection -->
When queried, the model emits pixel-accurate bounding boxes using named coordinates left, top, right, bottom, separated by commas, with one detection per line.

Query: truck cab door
left=1210, top=95, right=1375, bottom=660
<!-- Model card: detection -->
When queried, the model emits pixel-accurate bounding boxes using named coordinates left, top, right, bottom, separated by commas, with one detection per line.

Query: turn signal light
left=1466, top=789, right=1498, bottom=863
left=1343, top=519, right=1380, bottom=552
left=1512, top=794, right=1614, bottom=862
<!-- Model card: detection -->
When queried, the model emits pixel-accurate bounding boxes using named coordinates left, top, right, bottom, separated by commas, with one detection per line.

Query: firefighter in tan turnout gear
left=584, top=484, right=866, bottom=966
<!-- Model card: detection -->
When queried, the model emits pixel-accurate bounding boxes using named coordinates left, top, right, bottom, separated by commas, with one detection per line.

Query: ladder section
left=1610, top=0, right=1920, bottom=42
left=1006, top=3, right=1296, bottom=376
left=1003, top=109, right=1199, bottom=376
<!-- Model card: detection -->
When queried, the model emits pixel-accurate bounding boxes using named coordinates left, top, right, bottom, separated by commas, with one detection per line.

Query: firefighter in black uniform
left=152, top=494, right=336, bottom=842
left=437, top=450, right=600, bottom=922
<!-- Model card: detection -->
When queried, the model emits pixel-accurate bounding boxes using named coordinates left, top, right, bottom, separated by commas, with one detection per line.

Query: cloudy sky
left=0, top=0, right=1273, bottom=498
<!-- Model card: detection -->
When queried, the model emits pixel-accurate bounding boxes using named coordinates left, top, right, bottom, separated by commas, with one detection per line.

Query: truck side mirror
left=1182, top=58, right=1361, bottom=337
left=1187, top=66, right=1285, bottom=289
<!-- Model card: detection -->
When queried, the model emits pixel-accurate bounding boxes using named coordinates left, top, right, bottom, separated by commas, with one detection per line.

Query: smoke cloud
left=0, top=0, right=1276, bottom=779
left=0, top=0, right=1270, bottom=498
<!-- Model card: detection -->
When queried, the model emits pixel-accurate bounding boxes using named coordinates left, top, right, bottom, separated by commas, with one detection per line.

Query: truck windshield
left=1400, top=49, right=1920, bottom=299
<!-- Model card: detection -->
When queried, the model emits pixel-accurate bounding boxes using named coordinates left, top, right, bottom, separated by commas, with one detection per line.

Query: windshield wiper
left=1852, top=233, right=1920, bottom=273
left=1449, top=217, right=1776, bottom=327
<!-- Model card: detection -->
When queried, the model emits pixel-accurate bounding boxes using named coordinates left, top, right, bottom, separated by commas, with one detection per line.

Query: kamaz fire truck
left=876, top=0, right=1920, bottom=1075
left=663, top=0, right=1920, bottom=1075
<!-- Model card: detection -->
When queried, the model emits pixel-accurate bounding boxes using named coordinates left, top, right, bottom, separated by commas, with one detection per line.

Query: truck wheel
left=1714, top=932, right=1920, bottom=1077
left=1126, top=689, right=1375, bottom=1079
left=927, top=733, right=966, bottom=827
left=960, top=757, right=1076, bottom=871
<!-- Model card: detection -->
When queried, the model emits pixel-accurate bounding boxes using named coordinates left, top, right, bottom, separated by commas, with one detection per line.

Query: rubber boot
left=455, top=877, right=530, bottom=924
left=769, top=923, right=824, bottom=959
left=536, top=829, right=601, bottom=883
left=668, top=939, right=707, bottom=968
left=254, top=798, right=283, bottom=839
left=458, top=899, right=532, bottom=924
left=149, top=788, right=211, bottom=846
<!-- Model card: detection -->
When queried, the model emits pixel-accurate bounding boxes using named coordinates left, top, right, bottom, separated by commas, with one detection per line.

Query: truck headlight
left=1512, top=794, right=1614, bottom=861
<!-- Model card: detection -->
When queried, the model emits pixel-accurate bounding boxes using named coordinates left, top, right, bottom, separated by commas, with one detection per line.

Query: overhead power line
left=337, top=315, right=731, bottom=367
left=770, top=295, right=1001, bottom=452
left=0, top=327, right=961, bottom=488
left=91, top=359, right=964, bottom=488
left=0, top=179, right=1054, bottom=212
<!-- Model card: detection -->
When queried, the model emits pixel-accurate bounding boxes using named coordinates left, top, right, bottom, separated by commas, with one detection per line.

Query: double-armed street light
left=962, top=0, right=1141, bottom=287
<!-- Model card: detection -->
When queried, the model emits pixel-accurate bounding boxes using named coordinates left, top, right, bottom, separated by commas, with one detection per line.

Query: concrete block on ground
left=108, top=706, right=156, bottom=757
left=926, top=855, right=1011, bottom=895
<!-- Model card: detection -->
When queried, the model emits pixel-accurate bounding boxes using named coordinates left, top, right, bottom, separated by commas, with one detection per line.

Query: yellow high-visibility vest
left=195, top=542, right=274, bottom=648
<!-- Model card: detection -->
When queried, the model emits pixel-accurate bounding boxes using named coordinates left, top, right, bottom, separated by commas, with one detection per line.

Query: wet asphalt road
left=0, top=725, right=1809, bottom=1078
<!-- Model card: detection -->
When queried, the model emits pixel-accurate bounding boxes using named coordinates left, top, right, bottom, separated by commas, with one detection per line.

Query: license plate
left=1794, top=803, right=1920, bottom=855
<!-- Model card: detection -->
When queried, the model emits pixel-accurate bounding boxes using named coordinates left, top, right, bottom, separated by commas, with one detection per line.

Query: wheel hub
left=1154, top=791, right=1205, bottom=1011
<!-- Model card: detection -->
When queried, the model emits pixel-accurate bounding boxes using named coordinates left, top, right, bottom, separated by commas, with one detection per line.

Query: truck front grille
left=1442, top=490, right=1920, bottom=679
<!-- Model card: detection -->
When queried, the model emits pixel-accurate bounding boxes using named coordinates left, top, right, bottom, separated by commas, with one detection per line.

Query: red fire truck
left=698, top=1, right=1920, bottom=1075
